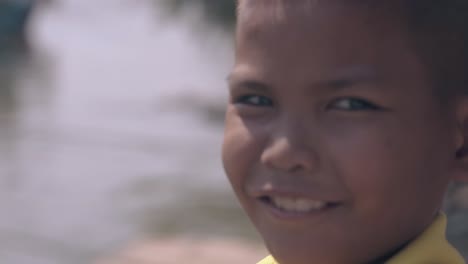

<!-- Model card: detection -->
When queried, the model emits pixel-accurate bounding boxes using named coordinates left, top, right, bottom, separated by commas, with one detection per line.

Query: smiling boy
left=222, top=0, right=468, bottom=263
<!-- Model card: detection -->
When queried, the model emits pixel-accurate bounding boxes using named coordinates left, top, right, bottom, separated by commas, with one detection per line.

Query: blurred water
left=0, top=1, right=258, bottom=264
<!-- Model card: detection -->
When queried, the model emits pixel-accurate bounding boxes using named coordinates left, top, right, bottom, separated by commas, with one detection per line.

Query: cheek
left=328, top=119, right=451, bottom=215
left=222, top=111, right=263, bottom=195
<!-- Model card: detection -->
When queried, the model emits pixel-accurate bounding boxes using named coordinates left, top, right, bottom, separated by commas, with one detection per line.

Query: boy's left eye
left=327, top=97, right=381, bottom=111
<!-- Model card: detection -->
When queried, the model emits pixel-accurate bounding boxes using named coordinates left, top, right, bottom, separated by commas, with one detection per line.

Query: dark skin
left=222, top=1, right=468, bottom=263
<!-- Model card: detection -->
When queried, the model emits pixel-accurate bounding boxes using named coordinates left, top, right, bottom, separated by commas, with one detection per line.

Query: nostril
left=259, top=196, right=271, bottom=204
left=290, top=164, right=305, bottom=173
left=456, top=146, right=468, bottom=159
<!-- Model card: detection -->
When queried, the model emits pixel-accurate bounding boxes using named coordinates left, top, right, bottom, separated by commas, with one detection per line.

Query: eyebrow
left=227, top=70, right=273, bottom=93
left=227, top=65, right=380, bottom=92
left=315, top=66, right=380, bottom=91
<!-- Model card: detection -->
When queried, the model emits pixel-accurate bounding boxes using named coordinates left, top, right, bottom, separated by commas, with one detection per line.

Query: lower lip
left=257, top=198, right=339, bottom=221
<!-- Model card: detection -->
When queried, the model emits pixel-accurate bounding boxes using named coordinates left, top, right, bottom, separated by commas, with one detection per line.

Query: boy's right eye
left=234, top=95, right=273, bottom=107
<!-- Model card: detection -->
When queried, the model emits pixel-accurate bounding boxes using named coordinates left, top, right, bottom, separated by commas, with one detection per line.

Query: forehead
left=236, top=0, right=409, bottom=53
left=233, top=0, right=420, bottom=87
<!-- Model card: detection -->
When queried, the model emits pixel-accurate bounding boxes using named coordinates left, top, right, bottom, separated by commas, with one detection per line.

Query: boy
left=222, top=0, right=468, bottom=263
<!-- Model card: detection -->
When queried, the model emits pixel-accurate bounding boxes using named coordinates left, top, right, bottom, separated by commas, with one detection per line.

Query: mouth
left=257, top=195, right=340, bottom=219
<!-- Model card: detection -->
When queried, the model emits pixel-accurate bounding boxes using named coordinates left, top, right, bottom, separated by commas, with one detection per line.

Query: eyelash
left=233, top=95, right=382, bottom=112
left=327, top=97, right=382, bottom=111
left=234, top=94, right=273, bottom=107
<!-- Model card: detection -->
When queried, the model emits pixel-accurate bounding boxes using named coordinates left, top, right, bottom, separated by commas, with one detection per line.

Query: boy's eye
left=328, top=97, right=381, bottom=111
left=234, top=95, right=273, bottom=107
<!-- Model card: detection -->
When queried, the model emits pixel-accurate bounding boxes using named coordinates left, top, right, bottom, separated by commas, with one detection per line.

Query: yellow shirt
left=258, top=214, right=465, bottom=264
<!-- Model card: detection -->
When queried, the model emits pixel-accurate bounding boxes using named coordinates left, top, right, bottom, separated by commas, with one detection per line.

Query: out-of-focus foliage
left=0, top=1, right=34, bottom=37
left=160, top=0, right=236, bottom=30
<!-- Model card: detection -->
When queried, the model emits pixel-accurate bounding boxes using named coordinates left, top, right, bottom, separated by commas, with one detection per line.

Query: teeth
left=271, top=197, right=327, bottom=212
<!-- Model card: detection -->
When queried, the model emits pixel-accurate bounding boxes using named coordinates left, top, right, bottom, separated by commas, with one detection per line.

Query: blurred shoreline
left=96, top=237, right=267, bottom=264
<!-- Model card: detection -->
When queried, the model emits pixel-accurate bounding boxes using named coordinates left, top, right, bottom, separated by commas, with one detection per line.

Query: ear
left=453, top=98, right=468, bottom=182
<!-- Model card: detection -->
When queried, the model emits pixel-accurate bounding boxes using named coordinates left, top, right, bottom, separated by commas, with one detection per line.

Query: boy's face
left=223, top=1, right=461, bottom=264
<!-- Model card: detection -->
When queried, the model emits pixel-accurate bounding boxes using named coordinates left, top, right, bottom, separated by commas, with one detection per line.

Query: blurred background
left=0, top=1, right=466, bottom=263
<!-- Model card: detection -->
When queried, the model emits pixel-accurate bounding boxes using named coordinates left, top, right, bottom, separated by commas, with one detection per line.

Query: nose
left=260, top=119, right=320, bottom=173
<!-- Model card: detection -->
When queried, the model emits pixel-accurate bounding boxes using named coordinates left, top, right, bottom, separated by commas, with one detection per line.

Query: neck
left=367, top=243, right=408, bottom=264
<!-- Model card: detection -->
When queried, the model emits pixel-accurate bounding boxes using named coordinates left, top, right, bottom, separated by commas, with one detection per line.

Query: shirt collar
left=386, top=213, right=464, bottom=264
